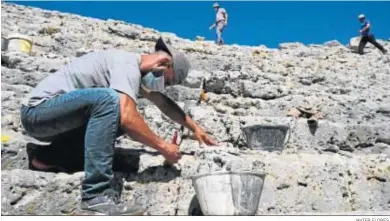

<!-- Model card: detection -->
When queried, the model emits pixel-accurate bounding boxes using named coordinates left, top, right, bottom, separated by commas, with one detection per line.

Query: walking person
left=209, top=2, right=228, bottom=45
left=357, top=14, right=387, bottom=55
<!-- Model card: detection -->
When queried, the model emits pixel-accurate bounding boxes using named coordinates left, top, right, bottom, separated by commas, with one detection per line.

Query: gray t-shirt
left=216, top=8, right=227, bottom=22
left=22, top=49, right=142, bottom=107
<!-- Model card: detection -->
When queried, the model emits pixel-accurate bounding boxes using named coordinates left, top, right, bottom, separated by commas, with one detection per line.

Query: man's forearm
left=149, top=91, right=199, bottom=132
left=122, top=110, right=167, bottom=153
left=183, top=115, right=199, bottom=132
left=361, top=24, right=370, bottom=32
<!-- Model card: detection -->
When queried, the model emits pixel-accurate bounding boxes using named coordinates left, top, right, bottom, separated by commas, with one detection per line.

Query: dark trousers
left=358, top=34, right=386, bottom=55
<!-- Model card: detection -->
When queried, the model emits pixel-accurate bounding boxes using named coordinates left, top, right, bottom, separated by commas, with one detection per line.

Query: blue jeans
left=21, top=88, right=121, bottom=200
left=216, top=21, right=225, bottom=45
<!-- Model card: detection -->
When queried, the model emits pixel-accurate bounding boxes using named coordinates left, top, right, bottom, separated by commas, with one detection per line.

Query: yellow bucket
left=1, top=135, right=10, bottom=143
left=6, top=33, right=33, bottom=53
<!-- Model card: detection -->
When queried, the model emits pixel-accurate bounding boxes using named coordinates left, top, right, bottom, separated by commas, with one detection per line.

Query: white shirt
left=216, top=8, right=227, bottom=22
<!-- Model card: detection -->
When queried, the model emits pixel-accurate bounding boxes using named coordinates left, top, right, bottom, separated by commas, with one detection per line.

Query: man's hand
left=140, top=87, right=219, bottom=147
left=161, top=143, right=181, bottom=164
left=193, top=127, right=218, bottom=147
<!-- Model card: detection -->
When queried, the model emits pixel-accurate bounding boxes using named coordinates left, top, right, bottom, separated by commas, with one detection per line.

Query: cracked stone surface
left=2, top=2, right=390, bottom=215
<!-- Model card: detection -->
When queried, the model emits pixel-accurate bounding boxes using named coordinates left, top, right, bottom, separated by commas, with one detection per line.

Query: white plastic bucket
left=6, top=33, right=33, bottom=53
left=191, top=171, right=266, bottom=215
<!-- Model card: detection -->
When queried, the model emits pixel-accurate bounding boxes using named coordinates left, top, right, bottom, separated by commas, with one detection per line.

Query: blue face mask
left=141, top=71, right=165, bottom=91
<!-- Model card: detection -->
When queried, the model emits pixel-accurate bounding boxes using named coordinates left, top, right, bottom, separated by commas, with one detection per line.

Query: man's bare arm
left=118, top=92, right=167, bottom=152
left=140, top=86, right=198, bottom=132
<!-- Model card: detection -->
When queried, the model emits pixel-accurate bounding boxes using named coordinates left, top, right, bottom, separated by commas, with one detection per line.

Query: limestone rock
left=2, top=2, right=390, bottom=216
left=348, top=37, right=361, bottom=53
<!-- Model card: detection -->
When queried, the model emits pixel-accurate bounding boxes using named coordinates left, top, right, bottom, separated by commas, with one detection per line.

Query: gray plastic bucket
left=191, top=171, right=266, bottom=215
left=1, top=37, right=7, bottom=51
left=242, top=124, right=289, bottom=151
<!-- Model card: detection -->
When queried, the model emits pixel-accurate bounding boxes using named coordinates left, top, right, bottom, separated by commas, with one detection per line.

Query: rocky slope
left=2, top=2, right=390, bottom=215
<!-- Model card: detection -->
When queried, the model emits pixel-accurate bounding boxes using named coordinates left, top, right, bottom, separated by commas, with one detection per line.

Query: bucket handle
left=282, top=121, right=293, bottom=148
left=6, top=37, right=32, bottom=43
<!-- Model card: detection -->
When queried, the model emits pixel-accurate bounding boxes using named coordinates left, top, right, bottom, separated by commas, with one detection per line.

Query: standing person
left=20, top=37, right=218, bottom=215
left=357, top=14, right=387, bottom=55
left=209, top=2, right=228, bottom=45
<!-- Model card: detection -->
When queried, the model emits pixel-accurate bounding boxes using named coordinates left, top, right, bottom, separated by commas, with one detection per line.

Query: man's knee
left=93, top=88, right=120, bottom=108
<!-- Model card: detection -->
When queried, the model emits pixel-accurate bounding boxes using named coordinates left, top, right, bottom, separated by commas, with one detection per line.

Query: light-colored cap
left=358, top=14, right=365, bottom=19
left=213, top=2, right=220, bottom=8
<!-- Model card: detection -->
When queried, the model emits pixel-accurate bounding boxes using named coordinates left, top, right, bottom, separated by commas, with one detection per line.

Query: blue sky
left=9, top=1, right=390, bottom=48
